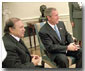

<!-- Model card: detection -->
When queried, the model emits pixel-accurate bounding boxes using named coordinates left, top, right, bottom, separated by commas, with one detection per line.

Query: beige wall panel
left=2, top=2, right=69, bottom=19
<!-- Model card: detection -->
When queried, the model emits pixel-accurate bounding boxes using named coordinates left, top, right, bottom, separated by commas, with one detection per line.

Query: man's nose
left=23, top=28, right=25, bottom=31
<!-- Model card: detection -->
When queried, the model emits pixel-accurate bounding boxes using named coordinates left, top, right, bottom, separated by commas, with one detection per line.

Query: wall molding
left=21, top=14, right=69, bottom=21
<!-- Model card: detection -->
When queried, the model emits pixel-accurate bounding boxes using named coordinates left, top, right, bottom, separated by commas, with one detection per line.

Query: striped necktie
left=54, top=25, right=61, bottom=40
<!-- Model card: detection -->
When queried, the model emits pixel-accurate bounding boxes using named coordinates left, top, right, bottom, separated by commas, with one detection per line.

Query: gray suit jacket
left=69, top=2, right=82, bottom=22
left=2, top=33, right=34, bottom=68
left=39, top=21, right=73, bottom=60
left=68, top=2, right=82, bottom=41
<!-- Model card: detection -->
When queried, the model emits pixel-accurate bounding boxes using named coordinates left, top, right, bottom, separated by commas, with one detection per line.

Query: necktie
left=19, top=39, right=26, bottom=47
left=19, top=39, right=32, bottom=61
left=54, top=25, right=61, bottom=40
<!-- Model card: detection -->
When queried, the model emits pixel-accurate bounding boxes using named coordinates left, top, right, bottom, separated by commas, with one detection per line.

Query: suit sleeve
left=39, top=31, right=68, bottom=53
left=2, top=44, right=35, bottom=68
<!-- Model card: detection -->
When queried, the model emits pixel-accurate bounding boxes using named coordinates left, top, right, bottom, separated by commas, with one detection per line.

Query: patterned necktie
left=54, top=25, right=61, bottom=40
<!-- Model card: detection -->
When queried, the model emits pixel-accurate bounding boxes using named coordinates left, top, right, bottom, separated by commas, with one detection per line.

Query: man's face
left=10, top=20, right=25, bottom=38
left=48, top=10, right=59, bottom=25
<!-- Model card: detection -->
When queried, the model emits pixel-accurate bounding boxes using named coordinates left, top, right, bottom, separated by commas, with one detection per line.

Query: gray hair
left=44, top=8, right=56, bottom=17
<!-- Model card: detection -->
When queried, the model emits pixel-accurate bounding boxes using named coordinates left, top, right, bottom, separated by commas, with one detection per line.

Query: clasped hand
left=67, top=43, right=80, bottom=51
left=31, top=55, right=40, bottom=66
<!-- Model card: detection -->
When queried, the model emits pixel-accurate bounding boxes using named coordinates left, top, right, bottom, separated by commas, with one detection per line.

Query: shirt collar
left=47, top=21, right=55, bottom=30
left=10, top=34, right=20, bottom=41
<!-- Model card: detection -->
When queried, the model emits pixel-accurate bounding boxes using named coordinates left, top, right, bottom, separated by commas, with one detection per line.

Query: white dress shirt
left=47, top=21, right=55, bottom=30
left=10, top=34, right=20, bottom=42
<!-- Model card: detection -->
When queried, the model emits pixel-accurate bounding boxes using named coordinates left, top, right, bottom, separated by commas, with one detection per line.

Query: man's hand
left=67, top=43, right=80, bottom=51
left=31, top=55, right=40, bottom=66
left=71, top=22, right=75, bottom=27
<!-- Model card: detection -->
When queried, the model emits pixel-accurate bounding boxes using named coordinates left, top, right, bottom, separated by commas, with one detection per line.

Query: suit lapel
left=16, top=39, right=31, bottom=55
left=7, top=34, right=30, bottom=54
left=46, top=23, right=61, bottom=41
left=16, top=40, right=31, bottom=59
left=16, top=41, right=28, bottom=52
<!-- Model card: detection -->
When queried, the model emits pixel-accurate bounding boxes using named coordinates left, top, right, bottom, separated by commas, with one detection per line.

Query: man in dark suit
left=68, top=2, right=82, bottom=47
left=2, top=18, right=40, bottom=68
left=39, top=8, right=82, bottom=68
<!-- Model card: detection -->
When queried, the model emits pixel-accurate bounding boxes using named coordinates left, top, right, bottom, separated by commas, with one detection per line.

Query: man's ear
left=47, top=16, right=51, bottom=20
left=9, top=27, right=13, bottom=33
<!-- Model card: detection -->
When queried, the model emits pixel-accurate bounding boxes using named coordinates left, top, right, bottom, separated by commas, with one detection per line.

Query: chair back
left=34, top=22, right=57, bottom=68
left=34, top=22, right=46, bottom=56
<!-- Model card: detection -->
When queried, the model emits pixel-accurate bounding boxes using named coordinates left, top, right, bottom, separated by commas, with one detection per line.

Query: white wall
left=2, top=2, right=69, bottom=19
left=2, top=2, right=72, bottom=35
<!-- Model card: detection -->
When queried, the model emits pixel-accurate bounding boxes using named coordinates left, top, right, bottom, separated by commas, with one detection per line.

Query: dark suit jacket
left=2, top=33, right=35, bottom=68
left=39, top=21, right=73, bottom=60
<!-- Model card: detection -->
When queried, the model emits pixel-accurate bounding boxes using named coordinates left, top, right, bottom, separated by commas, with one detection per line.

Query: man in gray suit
left=39, top=8, right=82, bottom=68
left=2, top=18, right=40, bottom=68
left=68, top=2, right=82, bottom=47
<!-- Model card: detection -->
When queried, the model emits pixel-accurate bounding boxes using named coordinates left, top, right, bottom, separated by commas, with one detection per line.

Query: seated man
left=2, top=18, right=40, bottom=68
left=39, top=8, right=82, bottom=68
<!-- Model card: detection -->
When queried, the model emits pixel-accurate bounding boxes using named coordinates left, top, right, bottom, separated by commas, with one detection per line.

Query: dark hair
left=4, top=18, right=21, bottom=33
